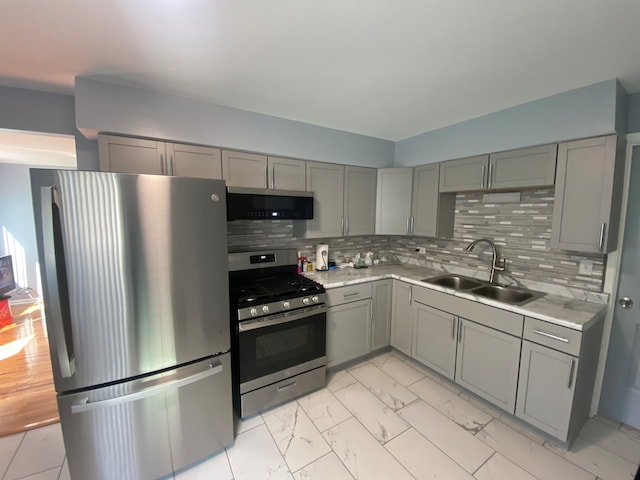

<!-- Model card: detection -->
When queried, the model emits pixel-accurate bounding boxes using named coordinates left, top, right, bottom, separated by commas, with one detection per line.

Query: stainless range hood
left=226, top=187, right=314, bottom=220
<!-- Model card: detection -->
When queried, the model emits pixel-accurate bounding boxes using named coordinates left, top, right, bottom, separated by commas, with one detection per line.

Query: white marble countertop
left=305, top=264, right=608, bottom=331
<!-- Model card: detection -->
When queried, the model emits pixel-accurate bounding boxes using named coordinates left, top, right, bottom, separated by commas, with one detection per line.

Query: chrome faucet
left=465, top=238, right=506, bottom=284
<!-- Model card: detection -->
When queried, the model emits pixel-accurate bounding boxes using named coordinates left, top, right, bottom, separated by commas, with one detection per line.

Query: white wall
left=395, top=79, right=624, bottom=166
left=75, top=77, right=395, bottom=168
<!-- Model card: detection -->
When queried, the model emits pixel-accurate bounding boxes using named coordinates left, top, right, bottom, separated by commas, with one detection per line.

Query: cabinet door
left=439, top=155, right=489, bottom=192
left=267, top=156, right=306, bottom=191
left=455, top=318, right=521, bottom=413
left=98, top=135, right=165, bottom=175
left=222, top=150, right=268, bottom=188
left=391, top=281, right=414, bottom=356
left=411, top=163, right=455, bottom=238
left=344, top=166, right=377, bottom=236
left=167, top=143, right=222, bottom=179
left=326, top=299, right=371, bottom=368
left=371, top=280, right=392, bottom=351
left=375, top=168, right=413, bottom=234
left=413, top=304, right=457, bottom=380
left=489, top=144, right=557, bottom=190
left=551, top=135, right=619, bottom=253
left=516, top=341, right=577, bottom=441
left=305, top=161, right=344, bottom=238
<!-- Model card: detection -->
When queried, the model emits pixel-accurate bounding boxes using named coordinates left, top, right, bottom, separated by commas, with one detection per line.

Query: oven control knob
left=250, top=308, right=258, bottom=317
left=282, top=301, right=290, bottom=309
left=262, top=305, right=270, bottom=314
left=311, top=295, right=319, bottom=303
left=302, top=297, right=310, bottom=305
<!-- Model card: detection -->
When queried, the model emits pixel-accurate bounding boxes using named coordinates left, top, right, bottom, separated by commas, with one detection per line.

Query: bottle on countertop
left=307, top=261, right=313, bottom=272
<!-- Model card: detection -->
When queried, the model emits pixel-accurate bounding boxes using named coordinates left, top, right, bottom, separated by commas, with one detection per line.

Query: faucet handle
left=494, top=258, right=507, bottom=271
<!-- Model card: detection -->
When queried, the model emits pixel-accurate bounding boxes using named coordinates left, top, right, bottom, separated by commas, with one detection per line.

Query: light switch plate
left=579, top=259, right=593, bottom=275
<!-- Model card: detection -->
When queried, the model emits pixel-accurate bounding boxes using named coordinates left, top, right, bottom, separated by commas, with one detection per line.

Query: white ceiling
left=1, top=1, right=640, bottom=141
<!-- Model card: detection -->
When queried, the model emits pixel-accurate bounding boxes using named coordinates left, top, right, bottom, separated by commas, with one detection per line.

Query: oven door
left=237, top=306, right=326, bottom=390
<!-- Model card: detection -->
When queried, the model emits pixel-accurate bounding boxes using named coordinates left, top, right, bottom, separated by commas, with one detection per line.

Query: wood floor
left=0, top=301, right=58, bottom=438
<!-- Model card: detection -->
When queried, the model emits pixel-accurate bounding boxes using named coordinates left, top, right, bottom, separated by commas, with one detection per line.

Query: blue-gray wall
left=395, top=80, right=623, bottom=166
left=75, top=77, right=395, bottom=168
left=0, top=85, right=99, bottom=171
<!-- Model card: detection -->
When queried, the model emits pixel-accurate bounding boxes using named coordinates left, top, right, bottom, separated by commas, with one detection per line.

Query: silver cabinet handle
left=406, top=217, right=410, bottom=234
left=458, top=319, right=462, bottom=343
left=481, top=165, right=485, bottom=189
left=408, top=286, right=412, bottom=305
left=345, top=217, right=349, bottom=236
left=160, top=153, right=165, bottom=175
left=567, top=358, right=575, bottom=389
left=341, top=217, right=345, bottom=236
left=343, top=292, right=361, bottom=298
left=488, top=163, right=493, bottom=189
left=40, top=186, right=75, bottom=379
left=410, top=217, right=415, bottom=234
left=598, top=222, right=606, bottom=252
left=451, top=317, right=456, bottom=340
left=71, top=362, right=223, bottom=414
left=264, top=165, right=269, bottom=188
left=169, top=155, right=175, bottom=176
left=270, top=167, right=275, bottom=189
left=531, top=329, right=569, bottom=343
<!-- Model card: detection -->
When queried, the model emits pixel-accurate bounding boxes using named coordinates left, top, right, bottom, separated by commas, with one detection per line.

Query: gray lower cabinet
left=371, top=280, right=392, bottom=351
left=455, top=318, right=521, bottom=413
left=391, top=281, right=414, bottom=356
left=516, top=341, right=577, bottom=440
left=326, top=298, right=371, bottom=368
left=413, top=303, right=457, bottom=380
left=551, top=134, right=623, bottom=253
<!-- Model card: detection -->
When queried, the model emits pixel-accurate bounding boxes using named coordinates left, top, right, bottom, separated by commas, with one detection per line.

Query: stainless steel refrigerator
left=30, top=169, right=233, bottom=480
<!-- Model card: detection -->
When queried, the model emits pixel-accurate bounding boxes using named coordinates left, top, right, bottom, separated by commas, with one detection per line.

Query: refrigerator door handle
left=41, top=186, right=75, bottom=378
left=71, top=361, right=224, bottom=414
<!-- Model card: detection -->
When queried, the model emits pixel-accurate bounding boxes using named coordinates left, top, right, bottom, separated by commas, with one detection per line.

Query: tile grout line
left=1, top=432, right=26, bottom=480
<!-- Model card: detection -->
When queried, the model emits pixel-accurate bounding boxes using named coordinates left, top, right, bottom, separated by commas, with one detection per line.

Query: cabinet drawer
left=326, top=283, right=373, bottom=307
left=523, top=317, right=582, bottom=356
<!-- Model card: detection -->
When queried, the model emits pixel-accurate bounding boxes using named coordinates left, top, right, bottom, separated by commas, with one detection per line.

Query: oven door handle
left=238, top=305, right=327, bottom=332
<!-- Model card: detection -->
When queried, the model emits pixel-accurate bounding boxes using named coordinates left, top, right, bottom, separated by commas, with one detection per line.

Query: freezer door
left=58, top=354, right=233, bottom=480
left=31, top=169, right=230, bottom=392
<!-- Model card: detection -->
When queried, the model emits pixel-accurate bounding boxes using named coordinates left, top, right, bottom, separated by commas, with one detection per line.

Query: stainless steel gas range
left=228, top=249, right=327, bottom=418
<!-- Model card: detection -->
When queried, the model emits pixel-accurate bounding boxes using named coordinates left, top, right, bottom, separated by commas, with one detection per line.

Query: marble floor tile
left=349, top=363, right=417, bottom=410
left=620, top=423, right=640, bottom=443
left=0, top=432, right=24, bottom=478
left=545, top=436, right=638, bottom=480
left=226, top=424, right=293, bottom=480
left=262, top=401, right=331, bottom=473
left=334, top=382, right=409, bottom=443
left=323, top=417, right=413, bottom=480
left=495, top=414, right=547, bottom=445
left=398, top=400, right=494, bottom=473
left=476, top=420, right=595, bottom=480
left=297, top=388, right=352, bottom=432
left=578, top=418, right=640, bottom=464
left=58, top=459, right=70, bottom=480
left=370, top=350, right=407, bottom=366
left=593, top=415, right=622, bottom=430
left=292, top=452, right=354, bottom=480
left=385, top=428, right=474, bottom=480
left=175, top=450, right=233, bottom=480
left=3, top=423, right=65, bottom=480
left=371, top=353, right=425, bottom=386
left=409, top=376, right=492, bottom=434
left=326, top=369, right=358, bottom=393
left=235, top=412, right=264, bottom=434
left=458, top=392, right=503, bottom=419
left=473, top=453, right=537, bottom=480
left=17, top=467, right=62, bottom=480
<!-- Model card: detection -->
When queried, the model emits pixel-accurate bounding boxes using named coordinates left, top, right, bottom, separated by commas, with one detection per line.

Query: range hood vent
left=226, top=187, right=313, bottom=221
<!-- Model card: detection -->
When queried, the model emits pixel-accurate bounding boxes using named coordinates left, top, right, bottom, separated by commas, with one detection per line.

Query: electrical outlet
left=579, top=259, right=593, bottom=275
left=417, top=247, right=427, bottom=254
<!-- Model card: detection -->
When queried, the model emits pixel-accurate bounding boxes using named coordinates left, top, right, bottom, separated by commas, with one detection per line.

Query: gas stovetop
left=233, top=275, right=324, bottom=307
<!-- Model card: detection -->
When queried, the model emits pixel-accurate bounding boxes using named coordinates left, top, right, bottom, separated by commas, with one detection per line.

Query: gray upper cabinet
left=305, top=161, right=345, bottom=238
left=344, top=166, right=377, bottom=236
left=489, top=144, right=557, bottom=190
left=412, top=163, right=455, bottom=238
left=391, top=281, right=414, bottom=356
left=455, top=318, right=521, bottom=413
left=551, top=135, right=623, bottom=253
left=439, top=155, right=489, bottom=192
left=375, top=168, right=413, bottom=235
left=267, top=156, right=306, bottom=191
left=371, top=279, right=392, bottom=351
left=222, top=150, right=268, bottom=188
left=516, top=341, right=577, bottom=441
left=167, top=143, right=222, bottom=179
left=413, top=303, right=457, bottom=380
left=99, top=134, right=222, bottom=178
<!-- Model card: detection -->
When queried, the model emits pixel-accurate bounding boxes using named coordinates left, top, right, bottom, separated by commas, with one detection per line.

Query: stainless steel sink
left=423, top=274, right=483, bottom=290
left=470, top=284, right=545, bottom=305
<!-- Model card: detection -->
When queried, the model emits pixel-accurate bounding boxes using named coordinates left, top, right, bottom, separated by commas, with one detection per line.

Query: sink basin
left=424, top=274, right=483, bottom=290
left=470, top=284, right=545, bottom=305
